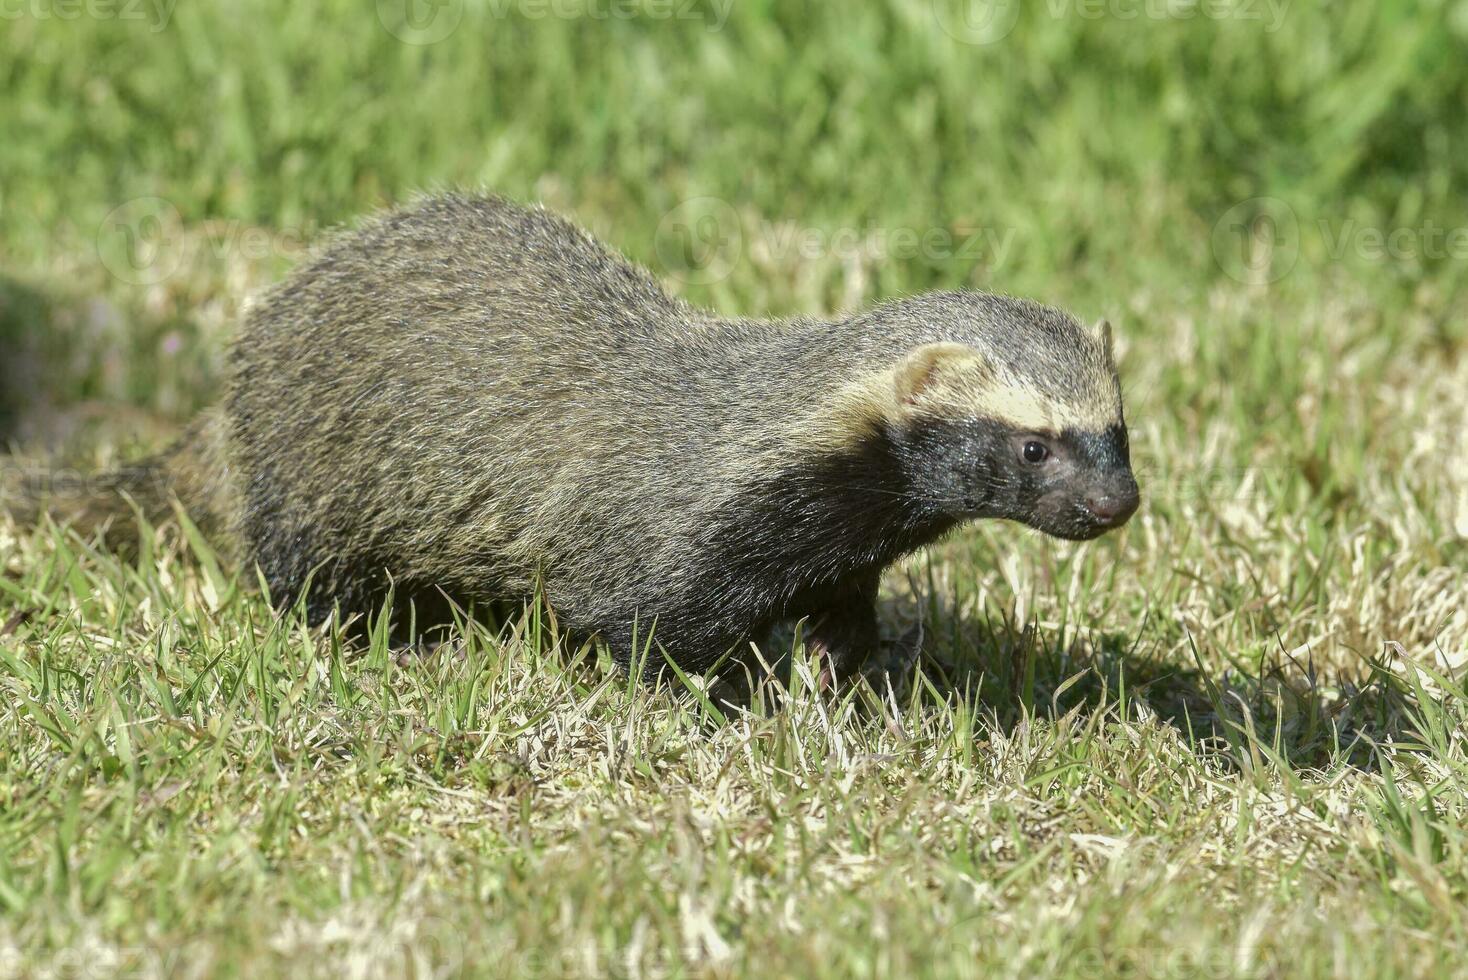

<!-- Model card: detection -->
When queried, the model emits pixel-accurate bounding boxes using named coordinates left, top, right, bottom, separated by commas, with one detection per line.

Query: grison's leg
left=801, top=571, right=883, bottom=685
left=803, top=573, right=926, bottom=690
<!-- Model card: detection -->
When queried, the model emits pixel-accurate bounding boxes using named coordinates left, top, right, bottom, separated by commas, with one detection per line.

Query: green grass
left=2, top=1, right=1466, bottom=976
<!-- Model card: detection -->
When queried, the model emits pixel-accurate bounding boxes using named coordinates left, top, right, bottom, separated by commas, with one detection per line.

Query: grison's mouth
left=1026, top=488, right=1140, bottom=541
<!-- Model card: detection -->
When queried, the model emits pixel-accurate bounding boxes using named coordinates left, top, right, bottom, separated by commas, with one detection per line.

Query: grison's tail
left=1, top=408, right=237, bottom=550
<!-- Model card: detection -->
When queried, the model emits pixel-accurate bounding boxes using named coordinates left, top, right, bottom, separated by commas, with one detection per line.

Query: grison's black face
left=898, top=418, right=1140, bottom=541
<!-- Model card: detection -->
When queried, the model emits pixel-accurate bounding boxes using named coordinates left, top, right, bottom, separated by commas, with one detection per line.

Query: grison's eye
left=1022, top=441, right=1050, bottom=464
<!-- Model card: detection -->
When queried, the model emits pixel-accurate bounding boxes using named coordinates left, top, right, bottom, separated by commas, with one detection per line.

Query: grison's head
left=886, top=305, right=1139, bottom=541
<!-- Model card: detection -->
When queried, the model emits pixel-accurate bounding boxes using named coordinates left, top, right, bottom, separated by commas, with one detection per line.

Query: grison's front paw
left=854, top=620, right=925, bottom=695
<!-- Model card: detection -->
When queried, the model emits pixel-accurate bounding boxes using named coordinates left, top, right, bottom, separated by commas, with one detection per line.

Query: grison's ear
left=1094, top=319, right=1114, bottom=360
left=893, top=342, right=991, bottom=407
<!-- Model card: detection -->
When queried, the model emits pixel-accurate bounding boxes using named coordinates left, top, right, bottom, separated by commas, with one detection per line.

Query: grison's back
left=225, top=195, right=813, bottom=608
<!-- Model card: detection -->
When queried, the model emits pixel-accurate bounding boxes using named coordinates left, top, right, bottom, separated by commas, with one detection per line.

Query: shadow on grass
left=911, top=607, right=1442, bottom=774
left=368, top=580, right=1441, bottom=776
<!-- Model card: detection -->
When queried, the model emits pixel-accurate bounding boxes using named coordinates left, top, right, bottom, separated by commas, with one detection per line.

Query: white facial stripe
left=812, top=353, right=1122, bottom=452
left=967, top=379, right=1118, bottom=433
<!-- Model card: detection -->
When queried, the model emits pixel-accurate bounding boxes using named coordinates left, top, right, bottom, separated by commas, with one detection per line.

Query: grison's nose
left=1084, top=481, right=1140, bottom=526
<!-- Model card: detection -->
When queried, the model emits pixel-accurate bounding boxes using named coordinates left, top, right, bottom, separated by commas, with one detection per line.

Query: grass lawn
left=1, top=1, right=1466, bottom=976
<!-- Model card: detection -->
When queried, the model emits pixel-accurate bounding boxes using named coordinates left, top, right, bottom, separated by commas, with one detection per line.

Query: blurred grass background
left=5, top=1, right=1468, bottom=269
left=1, top=2, right=1467, bottom=975
left=6, top=2, right=1468, bottom=284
